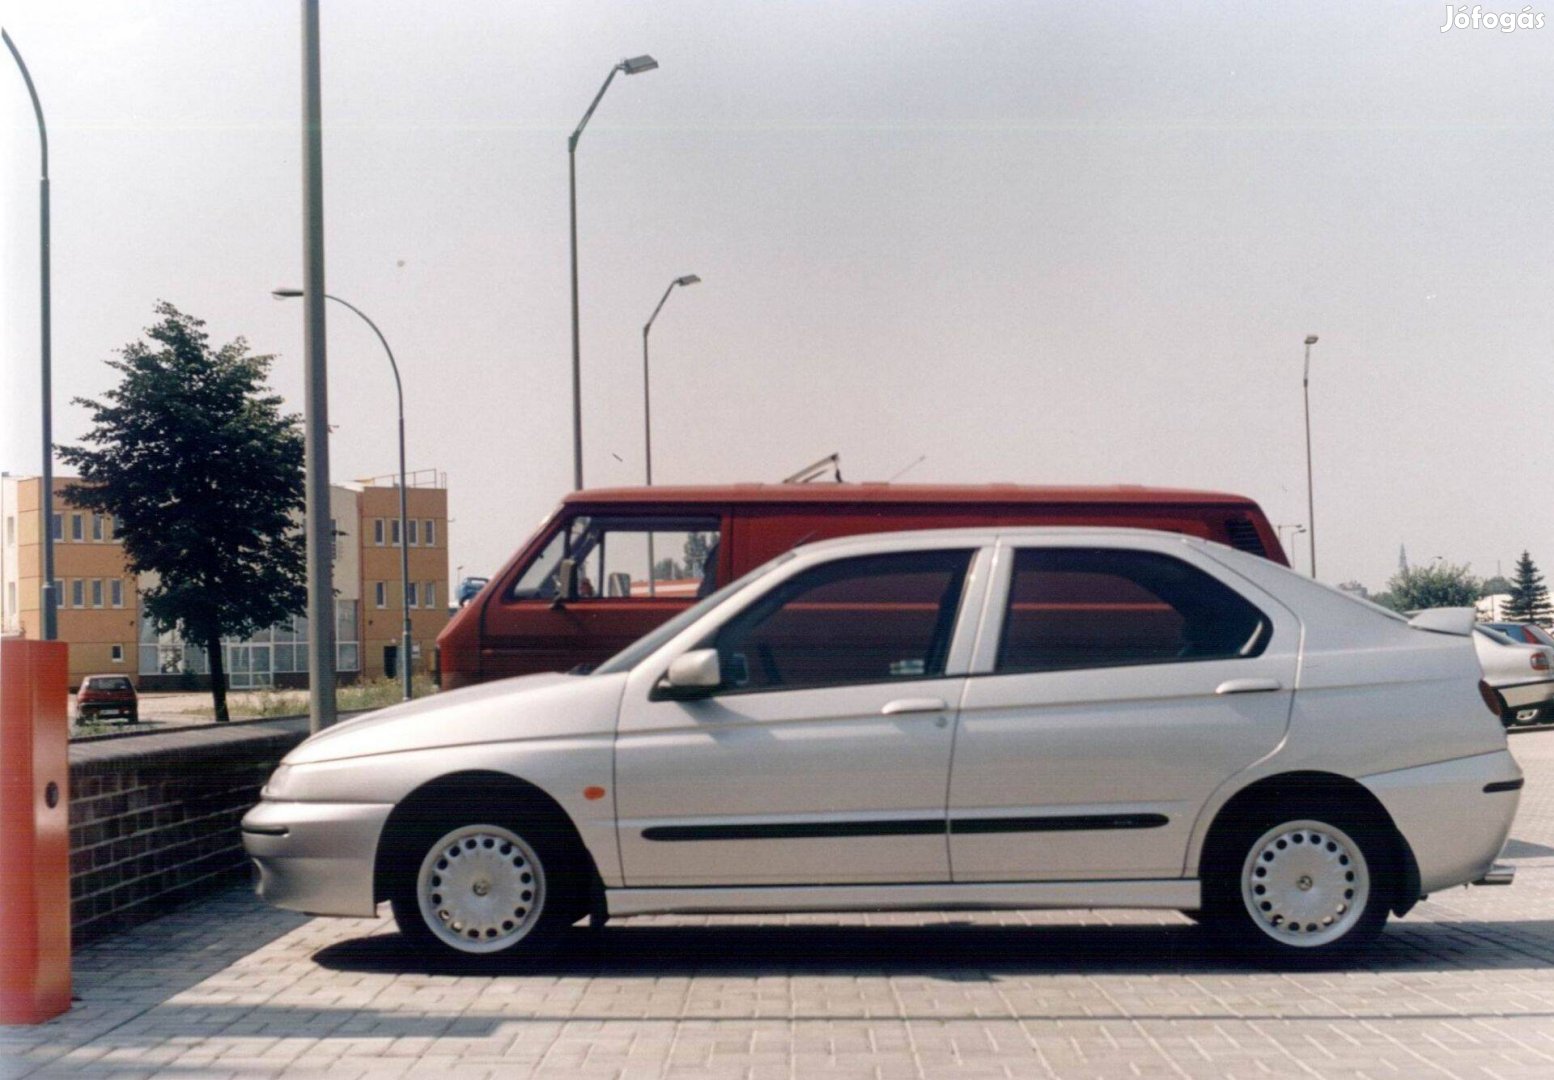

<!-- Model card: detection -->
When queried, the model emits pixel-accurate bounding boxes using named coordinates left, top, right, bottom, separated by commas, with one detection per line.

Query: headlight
left=261, top=764, right=293, bottom=799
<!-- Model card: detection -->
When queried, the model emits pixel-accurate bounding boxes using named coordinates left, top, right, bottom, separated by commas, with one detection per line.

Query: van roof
left=563, top=483, right=1262, bottom=509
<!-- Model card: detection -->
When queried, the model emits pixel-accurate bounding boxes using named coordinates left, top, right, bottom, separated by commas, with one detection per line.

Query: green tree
left=1375, top=561, right=1481, bottom=613
left=60, top=302, right=306, bottom=722
left=1502, top=551, right=1552, bottom=625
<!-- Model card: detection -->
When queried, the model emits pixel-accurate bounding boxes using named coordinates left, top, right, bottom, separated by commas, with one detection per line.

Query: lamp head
left=620, top=55, right=658, bottom=74
left=675, top=274, right=701, bottom=287
left=1304, top=335, right=1319, bottom=345
left=271, top=287, right=304, bottom=300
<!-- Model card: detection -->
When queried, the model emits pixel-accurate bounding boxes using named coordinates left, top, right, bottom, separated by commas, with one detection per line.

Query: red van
left=438, top=484, right=1288, bottom=689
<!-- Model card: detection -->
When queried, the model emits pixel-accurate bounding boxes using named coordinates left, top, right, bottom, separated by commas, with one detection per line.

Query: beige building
left=0, top=472, right=448, bottom=690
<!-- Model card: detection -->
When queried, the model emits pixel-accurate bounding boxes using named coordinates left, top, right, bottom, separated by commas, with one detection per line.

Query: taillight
left=1533, top=652, right=1551, bottom=672
left=1480, top=680, right=1504, bottom=717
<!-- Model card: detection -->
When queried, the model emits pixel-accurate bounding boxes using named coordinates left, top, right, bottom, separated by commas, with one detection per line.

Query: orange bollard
left=0, top=638, right=72, bottom=1025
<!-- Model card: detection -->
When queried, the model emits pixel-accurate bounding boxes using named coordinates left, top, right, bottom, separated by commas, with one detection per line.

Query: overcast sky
left=4, top=1, right=1553, bottom=591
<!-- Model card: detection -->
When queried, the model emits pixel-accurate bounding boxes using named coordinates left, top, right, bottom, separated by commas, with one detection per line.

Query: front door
left=948, top=542, right=1299, bottom=882
left=615, top=547, right=980, bottom=886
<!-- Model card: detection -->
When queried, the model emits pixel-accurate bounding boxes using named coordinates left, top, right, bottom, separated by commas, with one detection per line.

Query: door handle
left=881, top=697, right=948, bottom=715
left=1215, top=678, right=1283, bottom=695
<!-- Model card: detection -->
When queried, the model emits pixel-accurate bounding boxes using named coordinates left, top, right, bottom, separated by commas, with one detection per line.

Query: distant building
left=1336, top=580, right=1370, bottom=600
left=0, top=472, right=448, bottom=690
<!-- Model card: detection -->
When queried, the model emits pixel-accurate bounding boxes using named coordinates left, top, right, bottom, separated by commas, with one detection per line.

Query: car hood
left=283, top=671, right=627, bottom=765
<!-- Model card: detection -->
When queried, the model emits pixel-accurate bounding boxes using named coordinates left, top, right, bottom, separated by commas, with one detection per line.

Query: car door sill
left=606, top=880, right=1200, bottom=917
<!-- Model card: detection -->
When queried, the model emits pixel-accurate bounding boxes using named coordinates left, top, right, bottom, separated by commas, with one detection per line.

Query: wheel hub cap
left=415, top=825, right=545, bottom=954
left=1241, top=820, right=1370, bottom=948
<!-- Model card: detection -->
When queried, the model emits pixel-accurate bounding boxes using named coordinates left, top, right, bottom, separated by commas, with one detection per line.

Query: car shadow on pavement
left=312, top=917, right=1554, bottom=979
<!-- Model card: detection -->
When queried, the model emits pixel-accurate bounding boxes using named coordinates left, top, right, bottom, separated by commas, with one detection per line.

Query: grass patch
left=189, top=675, right=439, bottom=720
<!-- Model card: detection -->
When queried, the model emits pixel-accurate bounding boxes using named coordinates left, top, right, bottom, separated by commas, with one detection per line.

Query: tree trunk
left=207, top=637, right=229, bottom=723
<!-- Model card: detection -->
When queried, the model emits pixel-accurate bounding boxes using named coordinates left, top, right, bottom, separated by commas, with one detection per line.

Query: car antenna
left=885, top=454, right=926, bottom=483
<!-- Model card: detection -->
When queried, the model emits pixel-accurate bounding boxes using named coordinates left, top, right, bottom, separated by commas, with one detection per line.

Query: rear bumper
left=1495, top=677, right=1554, bottom=710
left=1361, top=750, right=1522, bottom=895
left=241, top=798, right=393, bottom=917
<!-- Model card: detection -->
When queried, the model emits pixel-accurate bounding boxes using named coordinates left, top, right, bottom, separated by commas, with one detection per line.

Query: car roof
left=562, top=483, right=1262, bottom=509
left=782, top=524, right=1219, bottom=557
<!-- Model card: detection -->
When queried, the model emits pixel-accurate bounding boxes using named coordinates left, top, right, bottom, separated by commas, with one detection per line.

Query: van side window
left=995, top=548, right=1268, bottom=675
left=509, top=516, right=721, bottom=601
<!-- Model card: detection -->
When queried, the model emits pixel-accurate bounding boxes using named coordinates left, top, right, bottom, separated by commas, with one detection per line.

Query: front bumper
left=241, top=798, right=394, bottom=917
left=1362, top=750, right=1522, bottom=895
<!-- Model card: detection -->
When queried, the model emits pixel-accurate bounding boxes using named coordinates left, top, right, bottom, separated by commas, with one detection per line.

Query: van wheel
left=1211, top=812, right=1390, bottom=966
left=390, top=820, right=572, bottom=961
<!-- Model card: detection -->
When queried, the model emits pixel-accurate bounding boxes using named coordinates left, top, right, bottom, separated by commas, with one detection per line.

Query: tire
left=1206, top=810, right=1391, bottom=966
left=389, top=817, right=576, bottom=962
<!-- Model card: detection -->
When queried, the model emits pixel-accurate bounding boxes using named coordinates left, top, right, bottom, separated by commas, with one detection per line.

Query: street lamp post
left=1302, top=334, right=1319, bottom=579
left=568, top=54, right=658, bottom=492
left=4, top=29, right=56, bottom=640
left=1276, top=523, right=1308, bottom=567
left=274, top=288, right=414, bottom=702
left=641, top=274, right=699, bottom=596
left=642, top=275, right=700, bottom=488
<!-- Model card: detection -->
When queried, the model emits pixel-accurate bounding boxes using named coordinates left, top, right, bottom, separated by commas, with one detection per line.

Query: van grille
left=1224, top=518, right=1267, bottom=557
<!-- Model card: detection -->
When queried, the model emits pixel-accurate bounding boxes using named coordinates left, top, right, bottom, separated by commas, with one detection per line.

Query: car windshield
left=592, top=553, right=793, bottom=676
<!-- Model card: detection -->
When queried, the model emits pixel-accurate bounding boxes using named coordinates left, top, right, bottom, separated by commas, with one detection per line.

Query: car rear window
left=87, top=677, right=133, bottom=692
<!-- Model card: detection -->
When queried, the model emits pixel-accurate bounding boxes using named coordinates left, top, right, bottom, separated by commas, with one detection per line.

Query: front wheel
left=391, top=820, right=570, bottom=961
left=1212, top=813, right=1391, bottom=965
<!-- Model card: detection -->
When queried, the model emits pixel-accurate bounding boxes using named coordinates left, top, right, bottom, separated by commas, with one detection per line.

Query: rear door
left=948, top=537, right=1300, bottom=882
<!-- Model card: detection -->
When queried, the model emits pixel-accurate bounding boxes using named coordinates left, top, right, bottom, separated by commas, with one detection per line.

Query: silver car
left=243, top=527, right=1521, bottom=966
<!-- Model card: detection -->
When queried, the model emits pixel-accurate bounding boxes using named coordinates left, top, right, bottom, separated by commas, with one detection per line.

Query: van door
left=480, top=513, right=726, bottom=677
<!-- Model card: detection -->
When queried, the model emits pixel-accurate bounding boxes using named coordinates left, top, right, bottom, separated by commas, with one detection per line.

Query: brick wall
left=68, top=718, right=310, bottom=943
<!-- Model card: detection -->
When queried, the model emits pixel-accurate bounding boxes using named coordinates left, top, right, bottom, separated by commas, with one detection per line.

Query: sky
left=4, top=0, right=1554, bottom=592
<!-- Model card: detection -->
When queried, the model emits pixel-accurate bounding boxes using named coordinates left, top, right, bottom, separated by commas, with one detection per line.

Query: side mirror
left=550, top=558, right=578, bottom=609
left=654, top=648, right=722, bottom=700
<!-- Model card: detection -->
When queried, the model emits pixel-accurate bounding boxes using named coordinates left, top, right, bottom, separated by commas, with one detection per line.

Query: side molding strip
left=641, top=813, right=1169, bottom=842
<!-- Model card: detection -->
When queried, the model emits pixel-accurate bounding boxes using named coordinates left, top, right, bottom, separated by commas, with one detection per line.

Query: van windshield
left=592, top=553, right=793, bottom=676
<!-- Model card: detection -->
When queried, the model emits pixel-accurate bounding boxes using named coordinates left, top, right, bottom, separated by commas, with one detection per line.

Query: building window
left=91, top=513, right=104, bottom=541
left=5, top=582, right=15, bottom=615
left=71, top=514, right=83, bottom=541
left=52, top=579, right=64, bottom=607
left=5, top=515, right=14, bottom=545
left=408, top=519, right=419, bottom=546
left=390, top=519, right=401, bottom=546
left=105, top=515, right=116, bottom=541
left=373, top=518, right=384, bottom=545
left=111, top=579, right=124, bottom=608
left=91, top=579, right=104, bottom=608
left=374, top=581, right=386, bottom=608
left=71, top=580, right=84, bottom=608
left=51, top=514, right=62, bottom=541
left=407, top=582, right=419, bottom=608
left=330, top=518, right=339, bottom=563
left=425, top=581, right=436, bottom=609
left=424, top=519, right=436, bottom=546
left=111, top=644, right=124, bottom=663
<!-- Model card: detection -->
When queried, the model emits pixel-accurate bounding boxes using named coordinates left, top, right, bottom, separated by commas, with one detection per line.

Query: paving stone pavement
left=7, top=731, right=1554, bottom=1079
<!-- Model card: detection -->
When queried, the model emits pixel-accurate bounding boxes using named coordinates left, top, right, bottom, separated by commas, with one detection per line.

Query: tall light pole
left=1276, top=523, right=1307, bottom=568
left=274, top=289, right=413, bottom=702
left=642, top=274, right=700, bottom=487
left=299, top=0, right=336, bottom=731
left=4, top=28, right=56, bottom=640
left=1302, top=334, right=1319, bottom=580
left=641, top=274, right=698, bottom=596
left=568, top=54, right=658, bottom=492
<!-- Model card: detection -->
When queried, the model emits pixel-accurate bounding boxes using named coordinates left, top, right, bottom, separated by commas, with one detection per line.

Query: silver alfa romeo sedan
left=243, top=527, right=1522, bottom=965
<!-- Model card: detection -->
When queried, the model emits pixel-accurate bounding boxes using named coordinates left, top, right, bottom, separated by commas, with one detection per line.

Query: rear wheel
left=1209, top=810, right=1391, bottom=966
left=390, top=819, right=573, bottom=961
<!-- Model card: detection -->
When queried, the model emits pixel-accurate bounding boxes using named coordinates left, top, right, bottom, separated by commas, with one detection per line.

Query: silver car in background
left=244, top=528, right=1521, bottom=967
left=1473, top=624, right=1554, bottom=726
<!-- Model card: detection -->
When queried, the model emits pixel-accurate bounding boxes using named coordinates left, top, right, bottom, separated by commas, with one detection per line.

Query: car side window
left=995, top=547, right=1268, bottom=675
left=711, top=549, right=972, bottom=693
